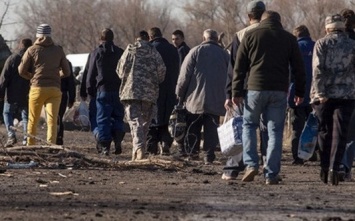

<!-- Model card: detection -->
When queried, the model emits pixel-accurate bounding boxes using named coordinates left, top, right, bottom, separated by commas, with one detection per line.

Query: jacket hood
left=100, top=41, right=116, bottom=53
left=128, top=40, right=152, bottom=55
left=34, top=36, right=54, bottom=47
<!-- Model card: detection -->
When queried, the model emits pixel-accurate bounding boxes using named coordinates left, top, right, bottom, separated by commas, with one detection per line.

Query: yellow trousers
left=27, top=87, right=62, bottom=145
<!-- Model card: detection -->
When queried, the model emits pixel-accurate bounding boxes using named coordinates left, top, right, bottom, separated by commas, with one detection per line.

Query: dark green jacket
left=232, top=18, right=305, bottom=98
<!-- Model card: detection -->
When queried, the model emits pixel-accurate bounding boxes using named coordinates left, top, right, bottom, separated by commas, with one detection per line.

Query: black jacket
left=232, top=18, right=305, bottom=98
left=150, top=37, right=180, bottom=125
left=0, top=49, right=30, bottom=107
left=177, top=41, right=190, bottom=67
left=86, top=41, right=123, bottom=96
left=61, top=61, right=76, bottom=105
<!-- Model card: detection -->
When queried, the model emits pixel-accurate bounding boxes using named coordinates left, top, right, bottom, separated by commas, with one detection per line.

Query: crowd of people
left=0, top=0, right=354, bottom=186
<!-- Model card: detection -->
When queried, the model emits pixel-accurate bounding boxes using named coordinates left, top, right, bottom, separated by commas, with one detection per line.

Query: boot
left=132, top=148, right=144, bottom=161
left=113, top=130, right=125, bottom=155
left=4, top=136, right=17, bottom=148
left=147, top=142, right=158, bottom=155
left=97, top=140, right=111, bottom=156
left=160, top=142, right=170, bottom=156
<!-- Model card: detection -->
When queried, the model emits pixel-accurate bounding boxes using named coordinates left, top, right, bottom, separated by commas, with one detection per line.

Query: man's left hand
left=294, top=96, right=304, bottom=106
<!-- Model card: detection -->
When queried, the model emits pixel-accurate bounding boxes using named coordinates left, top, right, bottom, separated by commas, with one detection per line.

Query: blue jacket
left=86, top=41, right=123, bottom=96
left=288, top=37, right=315, bottom=107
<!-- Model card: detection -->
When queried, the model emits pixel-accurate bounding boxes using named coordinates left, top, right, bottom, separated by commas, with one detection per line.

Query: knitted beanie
left=36, top=24, right=51, bottom=38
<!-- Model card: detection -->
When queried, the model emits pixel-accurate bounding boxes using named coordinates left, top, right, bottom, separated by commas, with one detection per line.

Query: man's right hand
left=224, top=99, right=232, bottom=111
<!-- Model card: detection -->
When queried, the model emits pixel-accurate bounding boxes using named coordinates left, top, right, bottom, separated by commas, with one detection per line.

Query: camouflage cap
left=325, top=14, right=345, bottom=29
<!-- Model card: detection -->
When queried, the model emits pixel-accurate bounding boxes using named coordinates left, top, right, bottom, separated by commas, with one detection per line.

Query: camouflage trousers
left=123, top=100, right=154, bottom=153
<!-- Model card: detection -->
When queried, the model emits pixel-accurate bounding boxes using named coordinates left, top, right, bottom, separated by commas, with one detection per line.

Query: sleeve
left=116, top=47, right=129, bottom=79
left=0, top=56, right=12, bottom=99
left=155, top=50, right=166, bottom=84
left=18, top=50, right=33, bottom=80
left=290, top=38, right=306, bottom=98
left=80, top=54, right=91, bottom=98
left=311, top=40, right=326, bottom=99
left=175, top=48, right=195, bottom=101
left=232, top=37, right=249, bottom=98
left=86, top=52, right=98, bottom=97
left=59, top=49, right=70, bottom=78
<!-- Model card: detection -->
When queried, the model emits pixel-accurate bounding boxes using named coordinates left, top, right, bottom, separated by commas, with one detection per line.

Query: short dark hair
left=293, top=25, right=310, bottom=38
left=100, top=28, right=114, bottom=41
left=148, top=27, right=162, bottom=39
left=20, top=38, right=33, bottom=49
left=138, top=30, right=149, bottom=41
left=172, top=30, right=185, bottom=38
left=249, top=11, right=265, bottom=21
left=261, top=10, right=281, bottom=22
left=341, top=9, right=355, bottom=30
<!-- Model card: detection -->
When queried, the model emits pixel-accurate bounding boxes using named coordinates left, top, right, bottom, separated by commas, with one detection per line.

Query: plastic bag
left=298, top=111, right=318, bottom=160
left=217, top=109, right=243, bottom=156
left=73, top=101, right=90, bottom=127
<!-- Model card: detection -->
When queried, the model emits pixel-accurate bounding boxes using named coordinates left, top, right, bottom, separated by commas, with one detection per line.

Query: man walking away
left=117, top=30, right=166, bottom=161
left=0, top=38, right=32, bottom=147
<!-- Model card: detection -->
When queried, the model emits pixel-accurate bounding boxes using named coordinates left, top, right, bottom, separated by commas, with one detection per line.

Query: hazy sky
left=0, top=0, right=187, bottom=43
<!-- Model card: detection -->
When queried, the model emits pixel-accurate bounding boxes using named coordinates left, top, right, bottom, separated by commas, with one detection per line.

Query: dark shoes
left=97, top=141, right=111, bottom=156
left=113, top=131, right=125, bottom=155
left=292, top=158, right=304, bottom=165
left=222, top=171, right=238, bottom=180
left=320, top=168, right=329, bottom=184
left=329, top=170, right=339, bottom=186
left=265, top=177, right=279, bottom=185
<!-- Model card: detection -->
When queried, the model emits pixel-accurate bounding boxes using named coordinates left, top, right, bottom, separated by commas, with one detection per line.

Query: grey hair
left=203, top=29, right=218, bottom=42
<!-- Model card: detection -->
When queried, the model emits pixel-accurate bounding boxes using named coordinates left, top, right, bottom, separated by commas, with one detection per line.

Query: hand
left=224, top=99, right=233, bottom=111
left=294, top=96, right=304, bottom=106
left=319, top=97, right=328, bottom=104
left=232, top=97, right=243, bottom=107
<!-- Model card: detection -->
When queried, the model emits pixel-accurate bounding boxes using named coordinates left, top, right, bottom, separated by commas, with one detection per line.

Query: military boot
left=113, top=130, right=125, bottom=155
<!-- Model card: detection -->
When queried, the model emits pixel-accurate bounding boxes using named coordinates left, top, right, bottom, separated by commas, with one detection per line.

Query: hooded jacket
left=18, top=37, right=70, bottom=89
left=86, top=41, right=124, bottom=96
left=0, top=48, right=30, bottom=107
left=117, top=40, right=166, bottom=104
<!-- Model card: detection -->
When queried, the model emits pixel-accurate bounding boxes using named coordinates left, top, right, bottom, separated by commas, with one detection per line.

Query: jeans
left=3, top=102, right=28, bottom=139
left=243, top=90, right=287, bottom=179
left=96, top=91, right=124, bottom=142
left=28, top=87, right=62, bottom=145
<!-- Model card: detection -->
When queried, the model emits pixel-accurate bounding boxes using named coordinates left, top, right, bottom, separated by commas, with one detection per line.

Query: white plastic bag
left=73, top=101, right=90, bottom=127
left=217, top=110, right=243, bottom=156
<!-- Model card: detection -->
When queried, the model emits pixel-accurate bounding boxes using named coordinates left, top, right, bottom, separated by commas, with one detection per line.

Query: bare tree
left=17, top=0, right=176, bottom=54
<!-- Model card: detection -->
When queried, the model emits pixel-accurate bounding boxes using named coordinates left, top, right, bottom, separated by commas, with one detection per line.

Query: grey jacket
left=176, top=41, right=229, bottom=116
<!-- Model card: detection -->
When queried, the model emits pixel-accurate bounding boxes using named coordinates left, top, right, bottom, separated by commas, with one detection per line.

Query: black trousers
left=57, top=94, right=68, bottom=145
left=289, top=105, right=312, bottom=161
left=184, top=113, right=219, bottom=159
left=313, top=99, right=355, bottom=171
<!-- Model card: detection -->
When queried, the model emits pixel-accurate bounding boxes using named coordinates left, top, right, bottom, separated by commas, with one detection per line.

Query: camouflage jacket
left=311, top=31, right=355, bottom=102
left=117, top=40, right=166, bottom=104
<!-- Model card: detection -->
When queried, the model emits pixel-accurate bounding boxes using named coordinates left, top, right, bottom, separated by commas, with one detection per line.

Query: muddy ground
left=0, top=123, right=354, bottom=221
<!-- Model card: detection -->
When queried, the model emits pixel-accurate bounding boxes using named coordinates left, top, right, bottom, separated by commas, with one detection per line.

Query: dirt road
left=0, top=129, right=354, bottom=221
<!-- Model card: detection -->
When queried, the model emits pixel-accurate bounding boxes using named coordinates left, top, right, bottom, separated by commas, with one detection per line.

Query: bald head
left=261, top=10, right=281, bottom=22
left=203, top=29, right=218, bottom=42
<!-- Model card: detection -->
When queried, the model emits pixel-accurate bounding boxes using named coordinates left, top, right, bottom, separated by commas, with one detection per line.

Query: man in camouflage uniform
left=311, top=14, right=355, bottom=185
left=117, top=31, right=166, bottom=161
